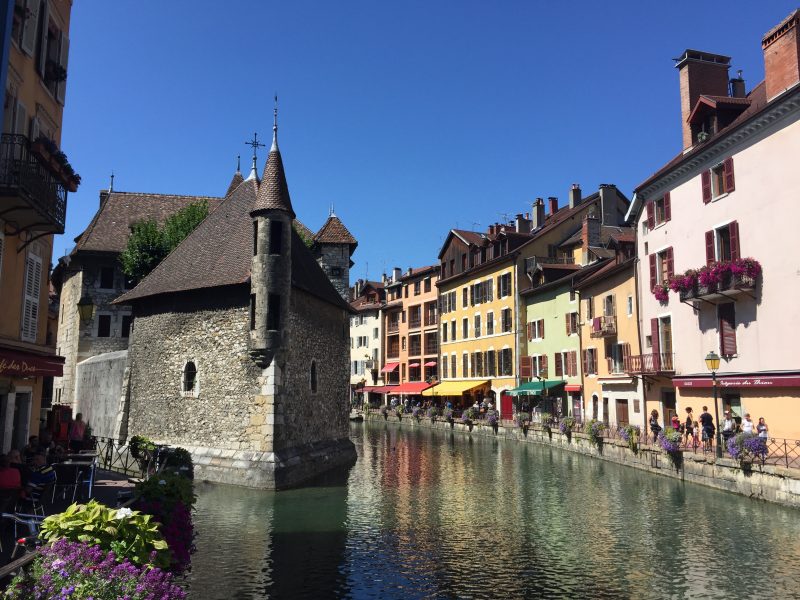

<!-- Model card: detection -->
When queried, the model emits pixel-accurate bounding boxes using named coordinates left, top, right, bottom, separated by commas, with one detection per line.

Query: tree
left=119, top=200, right=209, bottom=283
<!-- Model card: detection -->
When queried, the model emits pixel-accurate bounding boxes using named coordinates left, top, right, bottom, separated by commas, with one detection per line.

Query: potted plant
left=514, top=411, right=531, bottom=435
left=486, top=410, right=499, bottom=434
left=586, top=419, right=605, bottom=449
left=412, top=406, right=422, bottom=422
left=618, top=424, right=641, bottom=453
left=539, top=412, right=554, bottom=434
left=559, top=416, right=576, bottom=437
left=657, top=429, right=683, bottom=468
left=462, top=407, right=477, bottom=431
left=426, top=406, right=438, bottom=423
left=443, top=407, right=454, bottom=427
left=380, top=406, right=389, bottom=420
left=653, top=282, right=670, bottom=303
left=727, top=432, right=768, bottom=464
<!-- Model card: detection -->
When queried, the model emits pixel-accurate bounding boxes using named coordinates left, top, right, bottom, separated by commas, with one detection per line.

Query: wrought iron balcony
left=525, top=255, right=575, bottom=276
left=408, top=318, right=421, bottom=329
left=679, top=274, right=756, bottom=303
left=0, top=134, right=67, bottom=234
left=623, top=352, right=675, bottom=374
left=589, top=315, right=617, bottom=338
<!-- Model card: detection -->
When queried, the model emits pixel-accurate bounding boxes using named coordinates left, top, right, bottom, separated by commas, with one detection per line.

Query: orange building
left=0, top=0, right=74, bottom=451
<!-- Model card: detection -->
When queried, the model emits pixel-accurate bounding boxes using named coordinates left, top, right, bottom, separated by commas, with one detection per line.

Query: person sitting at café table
left=23, top=436, right=41, bottom=462
left=0, top=454, right=21, bottom=489
left=22, top=453, right=55, bottom=502
left=7, top=449, right=28, bottom=484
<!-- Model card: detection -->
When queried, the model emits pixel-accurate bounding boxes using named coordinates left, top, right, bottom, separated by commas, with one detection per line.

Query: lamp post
left=76, top=294, right=94, bottom=324
left=705, top=351, right=722, bottom=458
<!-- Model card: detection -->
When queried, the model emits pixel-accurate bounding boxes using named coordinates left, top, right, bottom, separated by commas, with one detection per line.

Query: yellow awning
left=422, top=380, right=489, bottom=397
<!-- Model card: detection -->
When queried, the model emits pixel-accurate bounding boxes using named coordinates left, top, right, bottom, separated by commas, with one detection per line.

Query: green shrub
left=135, top=472, right=196, bottom=511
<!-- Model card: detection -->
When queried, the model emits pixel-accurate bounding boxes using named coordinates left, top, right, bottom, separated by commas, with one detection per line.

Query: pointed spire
left=236, top=154, right=241, bottom=173
left=226, top=155, right=245, bottom=197
left=253, top=100, right=295, bottom=218
left=271, top=94, right=279, bottom=152
left=109, top=171, right=114, bottom=193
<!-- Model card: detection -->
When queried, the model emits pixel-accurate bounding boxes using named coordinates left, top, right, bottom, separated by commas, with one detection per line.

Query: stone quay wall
left=365, top=413, right=800, bottom=509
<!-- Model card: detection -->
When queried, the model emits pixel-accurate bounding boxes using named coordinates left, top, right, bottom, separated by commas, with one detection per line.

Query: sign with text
left=673, top=375, right=800, bottom=389
left=0, top=349, right=64, bottom=378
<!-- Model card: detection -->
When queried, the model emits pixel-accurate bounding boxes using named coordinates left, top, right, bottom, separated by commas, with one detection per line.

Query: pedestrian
left=0, top=455, right=21, bottom=490
left=671, top=413, right=681, bottom=433
left=741, top=413, right=755, bottom=435
left=699, top=406, right=714, bottom=451
left=684, top=406, right=696, bottom=448
left=69, top=413, right=87, bottom=452
left=757, top=417, right=769, bottom=439
left=649, top=409, right=662, bottom=444
left=721, top=411, right=736, bottom=444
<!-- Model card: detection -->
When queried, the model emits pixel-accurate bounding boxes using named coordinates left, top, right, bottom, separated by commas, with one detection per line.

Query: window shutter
left=729, top=221, right=740, bottom=261
left=29, top=116, right=40, bottom=141
left=519, top=356, right=532, bottom=378
left=582, top=350, right=588, bottom=374
left=663, top=192, right=671, bottom=222
left=622, top=343, right=631, bottom=362
left=21, top=253, right=42, bottom=342
left=649, top=254, right=657, bottom=291
left=14, top=101, right=27, bottom=136
left=701, top=170, right=712, bottom=204
left=542, top=354, right=548, bottom=376
left=526, top=322, right=533, bottom=341
left=723, top=157, right=735, bottom=193
left=705, top=230, right=716, bottom=266
left=36, top=0, right=49, bottom=76
left=666, top=247, right=674, bottom=280
left=564, top=313, right=571, bottom=335
left=646, top=201, right=655, bottom=230
left=650, top=318, right=660, bottom=368
left=554, top=353, right=563, bottom=377
left=570, top=351, right=578, bottom=377
left=56, top=33, right=69, bottom=103
left=20, top=0, right=40, bottom=56
left=539, top=319, right=544, bottom=339
left=719, top=304, right=737, bottom=356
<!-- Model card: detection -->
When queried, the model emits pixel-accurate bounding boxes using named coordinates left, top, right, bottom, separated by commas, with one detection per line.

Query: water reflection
left=186, top=422, right=800, bottom=599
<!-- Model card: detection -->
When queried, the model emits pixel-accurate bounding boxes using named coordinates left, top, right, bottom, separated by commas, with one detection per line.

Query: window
left=21, top=250, right=42, bottom=342
left=706, top=222, right=740, bottom=265
left=451, top=354, right=456, bottom=378
left=97, top=314, right=111, bottom=338
left=409, top=306, right=421, bottom=328
left=646, top=193, right=672, bottom=231
left=409, top=334, right=421, bottom=356
left=462, top=354, right=469, bottom=378
left=719, top=302, right=737, bottom=357
left=373, top=327, right=379, bottom=339
left=498, top=348, right=513, bottom=376
left=401, top=337, right=406, bottom=350
left=462, top=318, right=469, bottom=339
left=183, top=361, right=198, bottom=394
left=627, top=296, right=633, bottom=317
left=501, top=308, right=512, bottom=332
left=487, top=350, right=496, bottom=376
left=253, top=222, right=259, bottom=255
left=702, top=158, right=735, bottom=203
left=532, top=354, right=547, bottom=378
left=497, top=273, right=512, bottom=298
left=461, top=254, right=467, bottom=271
left=267, top=294, right=280, bottom=330
left=603, top=294, right=615, bottom=317
left=582, top=348, right=598, bottom=375
left=250, top=294, right=256, bottom=330
left=402, top=310, right=406, bottom=324
left=424, top=278, right=431, bottom=293
left=450, top=320, right=456, bottom=341
left=462, top=288, right=468, bottom=308
left=121, top=315, right=132, bottom=338
left=442, top=323, right=448, bottom=342
left=649, top=247, right=674, bottom=290
left=486, top=312, right=494, bottom=336
left=555, top=351, right=578, bottom=377
left=527, top=319, right=544, bottom=340
left=269, top=220, right=283, bottom=254
left=474, top=314, right=481, bottom=338
left=442, top=356, right=448, bottom=379
left=99, top=267, right=114, bottom=289
left=414, top=281, right=421, bottom=296
left=310, top=360, right=318, bottom=393
left=565, top=312, right=579, bottom=335
left=569, top=289, right=576, bottom=302
left=585, top=296, right=594, bottom=320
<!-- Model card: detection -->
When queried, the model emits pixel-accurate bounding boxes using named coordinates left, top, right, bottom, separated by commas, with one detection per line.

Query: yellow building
left=0, top=0, right=73, bottom=450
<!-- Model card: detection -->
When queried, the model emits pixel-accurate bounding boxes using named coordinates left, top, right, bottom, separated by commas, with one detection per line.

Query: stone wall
left=54, top=268, right=82, bottom=406
left=315, top=245, right=350, bottom=301
left=365, top=413, right=800, bottom=509
left=73, top=350, right=128, bottom=439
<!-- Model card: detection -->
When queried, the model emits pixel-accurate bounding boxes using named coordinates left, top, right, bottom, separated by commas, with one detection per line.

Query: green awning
left=506, top=380, right=565, bottom=396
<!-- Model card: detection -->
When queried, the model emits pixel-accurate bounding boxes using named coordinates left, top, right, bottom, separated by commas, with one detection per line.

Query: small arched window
left=310, top=360, right=317, bottom=394
left=183, top=361, right=198, bottom=395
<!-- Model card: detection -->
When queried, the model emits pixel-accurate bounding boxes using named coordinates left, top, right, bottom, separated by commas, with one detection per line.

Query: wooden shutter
left=728, top=221, right=740, bottom=261
left=663, top=192, right=671, bottom=222
left=650, top=318, right=660, bottom=370
left=21, top=252, right=42, bottom=342
left=14, top=101, right=27, bottom=136
left=570, top=351, right=578, bottom=377
left=719, top=303, right=737, bottom=356
left=646, top=201, right=655, bottom=230
left=564, top=313, right=570, bottom=335
left=666, top=247, right=674, bottom=280
left=36, top=0, right=49, bottom=76
left=539, top=319, right=544, bottom=339
left=582, top=350, right=588, bottom=374
left=555, top=353, right=563, bottom=377
left=542, top=354, right=548, bottom=376
left=519, top=356, right=532, bottom=378
left=649, top=254, right=657, bottom=290
left=723, top=157, right=735, bottom=193
left=20, top=0, right=40, bottom=56
left=56, top=33, right=70, bottom=104
left=701, top=170, right=712, bottom=204
left=527, top=322, right=533, bottom=341
left=705, top=230, right=716, bottom=266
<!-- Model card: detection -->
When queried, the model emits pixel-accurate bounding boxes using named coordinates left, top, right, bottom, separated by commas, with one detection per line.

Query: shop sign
left=674, top=375, right=800, bottom=389
left=0, top=349, right=64, bottom=378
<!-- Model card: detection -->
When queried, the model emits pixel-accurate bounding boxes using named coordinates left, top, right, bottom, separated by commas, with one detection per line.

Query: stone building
left=312, top=213, right=357, bottom=301
left=52, top=190, right=223, bottom=408
left=114, top=119, right=357, bottom=489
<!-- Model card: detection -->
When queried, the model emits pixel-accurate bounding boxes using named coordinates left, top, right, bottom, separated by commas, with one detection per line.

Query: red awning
left=424, top=361, right=437, bottom=367
left=0, top=348, right=64, bottom=378
left=381, top=362, right=400, bottom=373
left=564, top=384, right=582, bottom=392
left=408, top=362, right=420, bottom=368
left=391, top=382, right=433, bottom=395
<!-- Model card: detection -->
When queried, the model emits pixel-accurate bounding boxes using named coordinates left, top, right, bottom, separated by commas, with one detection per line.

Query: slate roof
left=252, top=148, right=295, bottom=218
left=225, top=171, right=244, bottom=197
left=559, top=225, right=636, bottom=248
left=315, top=215, right=358, bottom=247
left=293, top=219, right=315, bottom=242
left=72, top=191, right=223, bottom=255
left=400, top=265, right=439, bottom=281
left=114, top=178, right=349, bottom=311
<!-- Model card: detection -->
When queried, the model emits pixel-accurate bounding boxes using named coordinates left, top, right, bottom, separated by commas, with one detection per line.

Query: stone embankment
left=365, top=413, right=800, bottom=509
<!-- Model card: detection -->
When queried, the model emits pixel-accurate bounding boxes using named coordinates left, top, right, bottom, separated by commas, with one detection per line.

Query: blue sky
left=57, top=1, right=797, bottom=280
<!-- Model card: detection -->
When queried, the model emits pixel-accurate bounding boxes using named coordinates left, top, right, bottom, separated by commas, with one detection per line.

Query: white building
left=349, top=280, right=385, bottom=406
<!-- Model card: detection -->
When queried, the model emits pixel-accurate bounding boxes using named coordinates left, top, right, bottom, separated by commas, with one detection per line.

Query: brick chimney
left=99, top=189, right=110, bottom=209
left=569, top=183, right=581, bottom=209
left=730, top=70, right=746, bottom=98
left=581, top=213, right=601, bottom=252
left=763, top=10, right=800, bottom=102
left=532, top=198, right=545, bottom=229
left=548, top=197, right=559, bottom=216
left=515, top=213, right=531, bottom=234
left=675, top=49, right=731, bottom=149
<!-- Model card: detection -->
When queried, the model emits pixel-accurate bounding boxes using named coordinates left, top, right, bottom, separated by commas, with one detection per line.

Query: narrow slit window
left=267, top=294, right=280, bottom=330
left=250, top=294, right=256, bottom=330
left=183, top=362, right=197, bottom=393
left=269, top=220, right=282, bottom=255
left=253, top=221, right=258, bottom=255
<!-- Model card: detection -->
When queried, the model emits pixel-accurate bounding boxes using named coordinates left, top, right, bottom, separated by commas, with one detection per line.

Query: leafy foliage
left=119, top=200, right=209, bottom=282
left=559, top=416, right=576, bottom=434
left=39, top=501, right=170, bottom=568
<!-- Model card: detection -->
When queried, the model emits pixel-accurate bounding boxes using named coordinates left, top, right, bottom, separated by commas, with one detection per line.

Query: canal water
left=184, top=422, right=800, bottom=599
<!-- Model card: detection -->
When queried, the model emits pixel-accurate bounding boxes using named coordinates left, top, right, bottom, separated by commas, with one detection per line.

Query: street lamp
left=705, top=351, right=722, bottom=458
left=76, top=294, right=95, bottom=323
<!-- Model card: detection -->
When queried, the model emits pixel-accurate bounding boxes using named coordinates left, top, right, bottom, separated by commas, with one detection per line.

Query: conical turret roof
left=252, top=123, right=295, bottom=218
left=225, top=170, right=244, bottom=197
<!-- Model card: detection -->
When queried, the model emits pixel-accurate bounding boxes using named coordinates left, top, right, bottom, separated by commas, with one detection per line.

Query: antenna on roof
left=271, top=94, right=279, bottom=151
left=471, top=221, right=481, bottom=231
left=244, top=132, right=265, bottom=181
left=108, top=171, right=114, bottom=193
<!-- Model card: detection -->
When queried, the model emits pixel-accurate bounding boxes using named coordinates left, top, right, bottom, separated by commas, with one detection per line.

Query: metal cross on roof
left=245, top=132, right=266, bottom=160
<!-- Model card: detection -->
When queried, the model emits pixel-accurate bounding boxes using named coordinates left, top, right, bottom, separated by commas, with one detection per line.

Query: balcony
left=525, top=255, right=575, bottom=276
left=0, top=134, right=67, bottom=234
left=590, top=315, right=617, bottom=338
left=386, top=349, right=400, bottom=359
left=409, top=318, right=421, bottom=329
left=408, top=345, right=421, bottom=358
left=423, top=312, right=438, bottom=327
left=387, top=322, right=399, bottom=333
left=624, top=352, right=675, bottom=374
left=679, top=273, right=756, bottom=303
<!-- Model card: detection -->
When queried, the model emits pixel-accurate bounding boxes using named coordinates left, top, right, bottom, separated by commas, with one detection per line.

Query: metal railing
left=590, top=315, right=617, bottom=338
left=0, top=134, right=67, bottom=232
left=409, top=319, right=421, bottom=329
left=624, top=352, right=675, bottom=374
left=93, top=437, right=146, bottom=477
left=679, top=274, right=757, bottom=302
left=387, top=323, right=399, bottom=333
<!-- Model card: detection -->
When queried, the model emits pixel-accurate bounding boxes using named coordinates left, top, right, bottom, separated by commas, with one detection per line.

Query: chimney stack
left=569, top=184, right=581, bottom=209
left=515, top=213, right=531, bottom=234
left=598, top=184, right=618, bottom=226
left=99, top=190, right=110, bottom=209
left=548, top=197, right=559, bottom=216
left=392, top=267, right=401, bottom=282
left=581, top=213, right=601, bottom=253
left=532, top=198, right=545, bottom=229
left=763, top=10, right=800, bottom=102
left=730, top=70, right=746, bottom=98
left=675, top=49, right=731, bottom=149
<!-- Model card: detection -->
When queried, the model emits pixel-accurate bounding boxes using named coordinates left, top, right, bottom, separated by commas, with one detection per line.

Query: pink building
left=628, top=10, right=800, bottom=439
